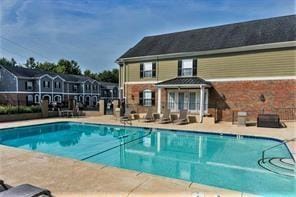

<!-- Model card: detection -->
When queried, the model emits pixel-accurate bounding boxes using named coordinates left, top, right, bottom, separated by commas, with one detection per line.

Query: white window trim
left=42, top=95, right=51, bottom=102
left=182, top=59, right=193, bottom=76
left=27, top=95, right=33, bottom=103
left=143, top=89, right=152, bottom=107
left=26, top=81, right=33, bottom=90
left=54, top=95, right=62, bottom=103
left=143, top=62, right=153, bottom=78
left=34, top=94, right=39, bottom=103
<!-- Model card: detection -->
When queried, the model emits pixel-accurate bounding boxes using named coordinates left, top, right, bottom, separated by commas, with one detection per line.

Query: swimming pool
left=0, top=122, right=295, bottom=196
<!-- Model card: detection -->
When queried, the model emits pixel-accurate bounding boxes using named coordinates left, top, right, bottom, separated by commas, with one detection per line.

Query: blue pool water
left=0, top=122, right=295, bottom=196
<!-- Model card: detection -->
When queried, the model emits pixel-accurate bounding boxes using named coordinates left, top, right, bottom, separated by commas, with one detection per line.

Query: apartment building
left=117, top=15, right=296, bottom=122
left=0, top=64, right=118, bottom=107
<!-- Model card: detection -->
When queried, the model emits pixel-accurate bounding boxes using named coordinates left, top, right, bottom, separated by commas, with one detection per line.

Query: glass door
left=189, top=92, right=197, bottom=112
left=178, top=92, right=185, bottom=111
left=168, top=92, right=176, bottom=112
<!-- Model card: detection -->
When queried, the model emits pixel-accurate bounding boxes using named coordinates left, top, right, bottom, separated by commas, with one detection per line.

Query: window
left=54, top=81, right=61, bottom=89
left=34, top=95, right=39, bottom=103
left=73, top=85, right=78, bottom=92
left=43, top=81, right=50, bottom=88
left=143, top=62, right=152, bottom=78
left=26, top=95, right=33, bottom=105
left=85, top=84, right=90, bottom=90
left=182, top=59, right=193, bottom=76
left=93, top=85, right=97, bottom=90
left=26, top=81, right=33, bottom=90
left=143, top=90, right=152, bottom=107
left=54, top=95, right=62, bottom=103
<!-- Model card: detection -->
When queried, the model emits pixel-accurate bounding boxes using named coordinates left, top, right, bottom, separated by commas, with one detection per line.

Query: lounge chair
left=175, top=109, right=188, bottom=125
left=143, top=107, right=155, bottom=122
left=159, top=109, right=171, bottom=124
left=120, top=108, right=132, bottom=125
left=0, top=180, right=51, bottom=197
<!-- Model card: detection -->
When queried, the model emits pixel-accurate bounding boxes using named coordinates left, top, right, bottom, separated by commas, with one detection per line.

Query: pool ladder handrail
left=261, top=138, right=295, bottom=163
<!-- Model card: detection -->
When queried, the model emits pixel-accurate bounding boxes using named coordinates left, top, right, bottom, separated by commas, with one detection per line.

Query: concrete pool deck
left=0, top=116, right=295, bottom=196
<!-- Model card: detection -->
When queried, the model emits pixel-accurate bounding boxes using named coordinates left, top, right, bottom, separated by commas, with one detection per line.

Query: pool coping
left=0, top=120, right=294, bottom=161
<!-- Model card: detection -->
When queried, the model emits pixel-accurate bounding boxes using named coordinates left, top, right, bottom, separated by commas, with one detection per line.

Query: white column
left=199, top=85, right=205, bottom=123
left=157, top=87, right=162, bottom=114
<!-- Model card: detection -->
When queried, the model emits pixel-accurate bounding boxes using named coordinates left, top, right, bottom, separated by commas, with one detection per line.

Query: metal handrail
left=261, top=138, right=296, bottom=163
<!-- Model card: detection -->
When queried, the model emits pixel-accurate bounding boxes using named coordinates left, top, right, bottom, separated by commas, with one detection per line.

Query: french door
left=167, top=90, right=208, bottom=113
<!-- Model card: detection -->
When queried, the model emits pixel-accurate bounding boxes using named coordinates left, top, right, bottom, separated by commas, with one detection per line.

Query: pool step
left=258, top=157, right=296, bottom=177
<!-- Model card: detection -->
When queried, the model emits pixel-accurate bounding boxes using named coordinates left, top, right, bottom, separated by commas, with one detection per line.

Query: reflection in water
left=0, top=123, right=295, bottom=196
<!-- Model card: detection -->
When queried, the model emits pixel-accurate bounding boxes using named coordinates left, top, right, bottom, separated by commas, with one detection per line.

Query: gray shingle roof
left=1, top=64, right=56, bottom=77
left=1, top=64, right=94, bottom=82
left=157, top=77, right=210, bottom=86
left=119, top=15, right=296, bottom=59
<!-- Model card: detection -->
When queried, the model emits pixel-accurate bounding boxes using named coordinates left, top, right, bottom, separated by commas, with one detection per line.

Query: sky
left=0, top=0, right=295, bottom=72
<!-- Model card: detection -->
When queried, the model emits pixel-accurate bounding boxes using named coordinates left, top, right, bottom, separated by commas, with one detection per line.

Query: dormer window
left=43, top=81, right=50, bottom=88
left=25, top=81, right=33, bottom=90
left=73, top=85, right=78, bottom=92
left=85, top=84, right=90, bottom=90
left=54, top=82, right=61, bottom=89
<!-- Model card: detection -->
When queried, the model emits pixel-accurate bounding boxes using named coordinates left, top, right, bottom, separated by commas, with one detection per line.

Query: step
left=270, top=158, right=295, bottom=171
left=258, top=158, right=296, bottom=177
left=281, top=158, right=295, bottom=166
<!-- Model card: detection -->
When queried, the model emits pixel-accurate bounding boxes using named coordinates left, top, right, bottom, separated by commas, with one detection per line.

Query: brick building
left=116, top=15, right=296, bottom=122
left=0, top=65, right=118, bottom=107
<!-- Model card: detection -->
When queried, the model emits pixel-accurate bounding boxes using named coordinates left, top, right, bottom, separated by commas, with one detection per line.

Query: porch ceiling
left=156, top=77, right=211, bottom=88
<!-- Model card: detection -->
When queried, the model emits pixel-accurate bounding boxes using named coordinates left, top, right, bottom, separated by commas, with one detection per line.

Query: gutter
left=116, top=41, right=296, bottom=64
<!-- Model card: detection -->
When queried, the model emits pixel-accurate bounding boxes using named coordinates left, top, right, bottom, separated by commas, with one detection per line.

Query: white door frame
left=167, top=89, right=208, bottom=113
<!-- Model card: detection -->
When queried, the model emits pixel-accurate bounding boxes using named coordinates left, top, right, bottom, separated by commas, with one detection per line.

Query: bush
left=0, top=105, right=41, bottom=115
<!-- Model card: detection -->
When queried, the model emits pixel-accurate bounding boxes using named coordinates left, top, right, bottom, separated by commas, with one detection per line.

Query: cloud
left=0, top=0, right=295, bottom=72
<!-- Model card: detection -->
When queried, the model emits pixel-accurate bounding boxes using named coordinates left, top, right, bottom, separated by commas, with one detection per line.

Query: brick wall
left=209, top=79, right=296, bottom=121
left=125, top=84, right=167, bottom=113
left=124, top=80, right=296, bottom=121
left=0, top=93, right=24, bottom=105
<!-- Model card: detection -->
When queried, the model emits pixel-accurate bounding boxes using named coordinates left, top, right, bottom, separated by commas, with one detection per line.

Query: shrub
left=0, top=105, right=41, bottom=115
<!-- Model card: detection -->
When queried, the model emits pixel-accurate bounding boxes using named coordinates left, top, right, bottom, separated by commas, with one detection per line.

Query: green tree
left=37, top=61, right=57, bottom=72
left=0, top=57, right=15, bottom=66
left=56, top=59, right=81, bottom=75
left=25, top=57, right=37, bottom=68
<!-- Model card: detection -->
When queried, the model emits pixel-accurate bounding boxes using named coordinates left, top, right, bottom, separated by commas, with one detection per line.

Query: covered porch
left=156, top=77, right=211, bottom=123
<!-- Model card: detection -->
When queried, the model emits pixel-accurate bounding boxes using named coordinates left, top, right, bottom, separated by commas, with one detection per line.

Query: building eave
left=117, top=41, right=296, bottom=63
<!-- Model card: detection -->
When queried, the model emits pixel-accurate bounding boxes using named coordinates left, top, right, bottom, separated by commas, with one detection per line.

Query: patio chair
left=0, top=180, right=9, bottom=192
left=120, top=108, right=132, bottom=125
left=0, top=180, right=51, bottom=197
left=175, top=109, right=188, bottom=125
left=159, top=108, right=171, bottom=124
left=143, top=107, right=155, bottom=122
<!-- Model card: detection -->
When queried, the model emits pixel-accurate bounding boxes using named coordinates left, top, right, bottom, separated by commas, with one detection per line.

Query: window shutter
left=151, top=91, right=155, bottom=106
left=152, top=62, right=156, bottom=77
left=25, top=82, right=28, bottom=90
left=140, top=63, right=144, bottom=78
left=48, top=81, right=50, bottom=88
left=193, top=59, right=197, bottom=76
left=178, top=60, right=182, bottom=76
left=43, top=81, right=45, bottom=87
left=139, top=91, right=143, bottom=105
